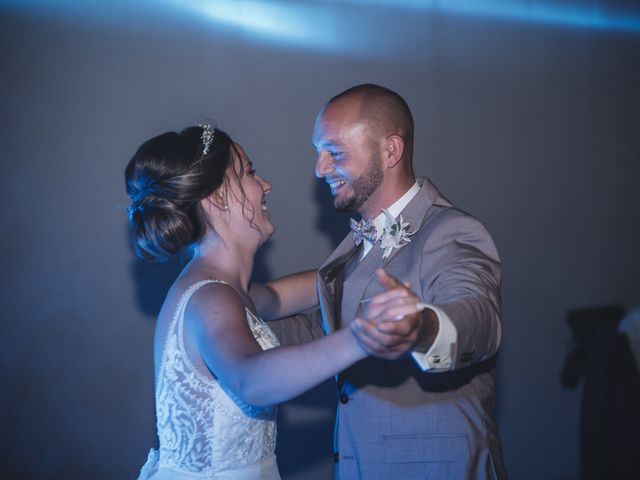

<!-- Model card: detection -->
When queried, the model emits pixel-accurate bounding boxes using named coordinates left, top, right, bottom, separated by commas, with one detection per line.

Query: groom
left=313, top=84, right=508, bottom=479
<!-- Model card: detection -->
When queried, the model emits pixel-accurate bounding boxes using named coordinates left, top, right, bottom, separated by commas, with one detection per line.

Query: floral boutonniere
left=380, top=209, right=416, bottom=261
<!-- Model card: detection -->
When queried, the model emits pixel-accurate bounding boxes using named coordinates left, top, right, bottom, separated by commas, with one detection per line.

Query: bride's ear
left=201, top=191, right=229, bottom=213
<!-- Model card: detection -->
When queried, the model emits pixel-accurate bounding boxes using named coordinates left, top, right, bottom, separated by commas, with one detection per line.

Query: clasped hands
left=350, top=269, right=439, bottom=359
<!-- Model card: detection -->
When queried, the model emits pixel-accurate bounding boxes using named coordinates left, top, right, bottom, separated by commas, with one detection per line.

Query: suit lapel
left=339, top=244, right=382, bottom=328
left=398, top=177, right=439, bottom=235
left=317, top=233, right=360, bottom=333
left=376, top=177, right=441, bottom=265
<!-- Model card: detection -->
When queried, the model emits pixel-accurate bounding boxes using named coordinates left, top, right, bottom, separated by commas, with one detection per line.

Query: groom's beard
left=336, top=153, right=383, bottom=213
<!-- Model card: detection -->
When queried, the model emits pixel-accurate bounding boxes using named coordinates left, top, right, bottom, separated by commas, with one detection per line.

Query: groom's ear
left=383, top=135, right=405, bottom=168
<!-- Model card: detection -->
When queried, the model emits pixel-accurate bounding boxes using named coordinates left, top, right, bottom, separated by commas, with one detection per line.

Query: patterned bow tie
left=350, top=217, right=378, bottom=246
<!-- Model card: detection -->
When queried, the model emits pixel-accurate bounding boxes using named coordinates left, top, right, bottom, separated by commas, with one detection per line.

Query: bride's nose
left=259, top=176, right=272, bottom=195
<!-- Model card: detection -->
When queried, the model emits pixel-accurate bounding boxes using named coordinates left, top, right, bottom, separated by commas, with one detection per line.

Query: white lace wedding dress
left=137, top=280, right=281, bottom=480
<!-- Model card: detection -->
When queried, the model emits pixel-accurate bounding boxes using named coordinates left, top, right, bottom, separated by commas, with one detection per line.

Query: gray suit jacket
left=317, top=178, right=507, bottom=479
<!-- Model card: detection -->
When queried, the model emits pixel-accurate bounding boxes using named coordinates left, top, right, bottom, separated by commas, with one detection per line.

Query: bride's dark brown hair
left=125, top=126, right=255, bottom=261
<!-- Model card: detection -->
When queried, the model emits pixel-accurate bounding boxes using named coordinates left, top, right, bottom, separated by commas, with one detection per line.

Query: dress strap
left=157, top=279, right=229, bottom=386
left=172, top=279, right=229, bottom=334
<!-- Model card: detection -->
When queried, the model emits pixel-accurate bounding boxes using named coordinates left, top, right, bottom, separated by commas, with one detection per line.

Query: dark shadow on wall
left=276, top=381, right=337, bottom=476
left=126, top=225, right=274, bottom=318
left=130, top=255, right=184, bottom=318
left=561, top=304, right=640, bottom=480
left=313, top=178, right=351, bottom=248
left=123, top=211, right=183, bottom=318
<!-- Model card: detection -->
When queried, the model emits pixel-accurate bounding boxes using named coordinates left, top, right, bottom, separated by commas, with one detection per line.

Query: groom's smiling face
left=312, top=99, right=384, bottom=216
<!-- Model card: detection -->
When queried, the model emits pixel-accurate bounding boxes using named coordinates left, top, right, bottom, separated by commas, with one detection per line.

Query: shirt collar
left=360, top=181, right=420, bottom=258
left=371, top=181, right=420, bottom=240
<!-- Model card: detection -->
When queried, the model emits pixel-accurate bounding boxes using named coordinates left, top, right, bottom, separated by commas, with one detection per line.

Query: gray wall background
left=1, top=1, right=639, bottom=479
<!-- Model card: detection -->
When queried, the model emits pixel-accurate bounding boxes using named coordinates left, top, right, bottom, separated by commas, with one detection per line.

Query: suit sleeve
left=414, top=208, right=502, bottom=371
left=266, top=308, right=325, bottom=346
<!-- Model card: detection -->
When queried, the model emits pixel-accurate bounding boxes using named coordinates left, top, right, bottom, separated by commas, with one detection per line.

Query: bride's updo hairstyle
left=125, top=125, right=244, bottom=261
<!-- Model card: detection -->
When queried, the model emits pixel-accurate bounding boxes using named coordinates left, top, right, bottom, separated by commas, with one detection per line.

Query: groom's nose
left=315, top=152, right=334, bottom=178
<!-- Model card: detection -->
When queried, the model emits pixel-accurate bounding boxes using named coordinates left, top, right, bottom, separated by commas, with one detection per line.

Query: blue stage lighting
left=4, top=0, right=639, bottom=53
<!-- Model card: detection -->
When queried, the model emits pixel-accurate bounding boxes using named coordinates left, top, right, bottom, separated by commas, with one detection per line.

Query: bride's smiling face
left=225, top=143, right=274, bottom=244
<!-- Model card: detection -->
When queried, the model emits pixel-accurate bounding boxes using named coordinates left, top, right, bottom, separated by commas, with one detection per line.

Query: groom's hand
left=351, top=269, right=439, bottom=359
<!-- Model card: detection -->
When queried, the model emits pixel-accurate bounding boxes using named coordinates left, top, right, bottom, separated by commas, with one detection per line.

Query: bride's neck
left=188, top=236, right=256, bottom=293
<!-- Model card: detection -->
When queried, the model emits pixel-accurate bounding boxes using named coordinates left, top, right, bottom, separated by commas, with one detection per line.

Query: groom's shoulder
left=419, top=199, right=495, bottom=247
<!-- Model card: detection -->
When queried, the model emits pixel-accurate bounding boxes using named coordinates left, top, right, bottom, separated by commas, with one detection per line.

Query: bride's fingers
left=351, top=318, right=396, bottom=354
left=366, top=288, right=411, bottom=307
left=368, top=297, right=424, bottom=321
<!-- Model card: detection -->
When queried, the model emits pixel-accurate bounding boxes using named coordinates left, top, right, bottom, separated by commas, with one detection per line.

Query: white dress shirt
left=360, top=181, right=458, bottom=371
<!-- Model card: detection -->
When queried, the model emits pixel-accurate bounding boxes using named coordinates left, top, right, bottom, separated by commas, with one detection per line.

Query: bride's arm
left=187, top=283, right=365, bottom=407
left=249, top=270, right=318, bottom=320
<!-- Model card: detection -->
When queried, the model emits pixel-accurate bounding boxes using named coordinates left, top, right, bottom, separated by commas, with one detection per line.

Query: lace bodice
left=154, top=279, right=280, bottom=475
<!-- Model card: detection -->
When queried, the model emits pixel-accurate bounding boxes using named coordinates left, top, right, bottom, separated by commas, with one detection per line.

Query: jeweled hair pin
left=198, top=123, right=215, bottom=155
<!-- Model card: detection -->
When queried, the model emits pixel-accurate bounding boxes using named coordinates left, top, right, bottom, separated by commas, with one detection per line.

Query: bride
left=125, top=124, right=367, bottom=479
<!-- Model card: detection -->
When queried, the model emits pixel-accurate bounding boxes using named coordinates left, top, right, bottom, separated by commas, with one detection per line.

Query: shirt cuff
left=411, top=304, right=458, bottom=371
